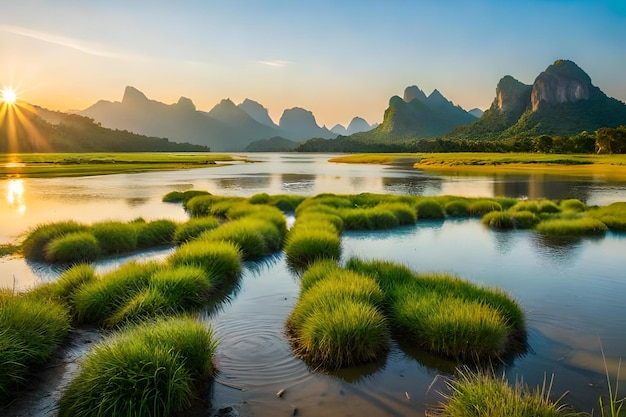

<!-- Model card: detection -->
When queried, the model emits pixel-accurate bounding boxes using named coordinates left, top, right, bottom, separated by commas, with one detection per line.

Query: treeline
left=296, top=127, right=626, bottom=154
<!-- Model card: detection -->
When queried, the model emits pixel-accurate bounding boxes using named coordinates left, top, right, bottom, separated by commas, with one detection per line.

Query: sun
left=2, top=88, right=17, bottom=104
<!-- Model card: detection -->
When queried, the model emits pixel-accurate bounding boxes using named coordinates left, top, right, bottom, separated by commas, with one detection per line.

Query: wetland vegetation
left=3, top=186, right=626, bottom=416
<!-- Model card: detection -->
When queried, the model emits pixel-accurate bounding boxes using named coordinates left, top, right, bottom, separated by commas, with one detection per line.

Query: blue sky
left=1, top=0, right=625, bottom=127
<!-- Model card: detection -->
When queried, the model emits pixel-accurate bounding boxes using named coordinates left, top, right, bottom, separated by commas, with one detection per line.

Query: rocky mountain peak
left=175, top=96, right=196, bottom=112
left=279, top=107, right=319, bottom=129
left=531, top=59, right=593, bottom=111
left=121, top=86, right=149, bottom=106
left=494, top=75, right=532, bottom=113
left=403, top=85, right=428, bottom=103
left=238, top=99, right=277, bottom=127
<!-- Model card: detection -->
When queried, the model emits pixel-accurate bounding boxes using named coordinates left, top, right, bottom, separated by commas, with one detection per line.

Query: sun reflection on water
left=7, top=179, right=26, bottom=214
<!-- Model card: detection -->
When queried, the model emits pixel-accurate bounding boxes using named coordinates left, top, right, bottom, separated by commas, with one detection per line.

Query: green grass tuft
left=167, top=240, right=242, bottom=288
left=431, top=368, right=577, bottom=417
left=0, top=295, right=71, bottom=401
left=469, top=200, right=503, bottom=216
left=482, top=211, right=515, bottom=230
left=44, top=232, right=101, bottom=263
left=21, top=221, right=88, bottom=261
left=91, top=221, right=138, bottom=255
left=445, top=200, right=471, bottom=217
left=173, top=216, right=221, bottom=243
left=58, top=317, right=217, bottom=417
left=535, top=217, right=608, bottom=236
left=136, top=219, right=178, bottom=248
left=416, top=199, right=445, bottom=219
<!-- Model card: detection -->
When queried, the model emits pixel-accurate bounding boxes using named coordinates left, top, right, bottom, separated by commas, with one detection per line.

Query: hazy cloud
left=0, top=24, right=138, bottom=60
left=258, top=60, right=292, bottom=68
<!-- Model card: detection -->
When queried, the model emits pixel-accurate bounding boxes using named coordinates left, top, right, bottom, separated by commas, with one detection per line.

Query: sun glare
left=2, top=88, right=17, bottom=104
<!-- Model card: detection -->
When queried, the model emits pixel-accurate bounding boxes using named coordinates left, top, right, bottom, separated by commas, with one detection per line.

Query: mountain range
left=80, top=88, right=375, bottom=151
left=447, top=59, right=626, bottom=139
left=350, top=86, right=478, bottom=142
left=0, top=103, right=209, bottom=153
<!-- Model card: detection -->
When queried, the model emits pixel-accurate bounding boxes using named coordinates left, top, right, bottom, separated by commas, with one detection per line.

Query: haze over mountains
left=80, top=88, right=375, bottom=151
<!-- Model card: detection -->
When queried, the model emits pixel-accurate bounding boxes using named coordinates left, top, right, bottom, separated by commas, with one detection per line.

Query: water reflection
left=7, top=178, right=25, bottom=214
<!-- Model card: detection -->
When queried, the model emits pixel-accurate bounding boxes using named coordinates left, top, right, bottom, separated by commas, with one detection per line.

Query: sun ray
left=1, top=86, right=50, bottom=153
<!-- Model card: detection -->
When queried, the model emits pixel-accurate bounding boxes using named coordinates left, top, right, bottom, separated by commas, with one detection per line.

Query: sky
left=1, top=0, right=626, bottom=128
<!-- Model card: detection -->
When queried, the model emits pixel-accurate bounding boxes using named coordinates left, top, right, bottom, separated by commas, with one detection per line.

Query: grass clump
left=91, top=221, right=138, bottom=255
left=469, top=200, right=503, bottom=216
left=58, top=317, right=217, bottom=417
left=173, top=216, right=220, bottom=243
left=535, top=217, right=608, bottom=236
left=199, top=218, right=279, bottom=260
left=136, top=219, right=178, bottom=248
left=345, top=258, right=525, bottom=362
left=510, top=201, right=540, bottom=214
left=0, top=294, right=71, bottom=401
left=105, top=266, right=210, bottom=327
left=28, top=264, right=96, bottom=304
left=21, top=221, right=88, bottom=261
left=287, top=266, right=390, bottom=369
left=168, top=240, right=242, bottom=288
left=284, top=225, right=341, bottom=270
left=378, top=202, right=417, bottom=225
left=44, top=232, right=100, bottom=263
left=162, top=189, right=210, bottom=203
left=73, top=261, right=163, bottom=324
left=416, top=199, right=445, bottom=219
left=431, top=368, right=576, bottom=417
left=445, top=200, right=471, bottom=217
left=559, top=199, right=586, bottom=212
left=482, top=211, right=515, bottom=230
left=512, top=211, right=540, bottom=229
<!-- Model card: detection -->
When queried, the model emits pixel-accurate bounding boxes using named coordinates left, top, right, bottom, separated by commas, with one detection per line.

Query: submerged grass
left=58, top=316, right=217, bottom=417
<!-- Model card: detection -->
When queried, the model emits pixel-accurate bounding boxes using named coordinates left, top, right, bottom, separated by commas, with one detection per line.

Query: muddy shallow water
left=1, top=153, right=625, bottom=416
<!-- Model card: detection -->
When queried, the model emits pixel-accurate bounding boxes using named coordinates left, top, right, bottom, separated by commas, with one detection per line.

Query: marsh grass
left=185, top=195, right=246, bottom=217
left=162, top=189, right=211, bottom=203
left=21, top=221, right=88, bottom=261
left=199, top=218, right=274, bottom=260
left=299, top=259, right=343, bottom=293
left=560, top=199, right=586, bottom=212
left=512, top=211, right=540, bottom=229
left=377, top=202, right=417, bottom=225
left=416, top=199, right=446, bottom=219
left=535, top=217, right=608, bottom=236
left=430, top=367, right=577, bottom=417
left=91, top=221, right=138, bottom=255
left=0, top=294, right=71, bottom=401
left=284, top=226, right=341, bottom=270
left=44, top=232, right=100, bottom=263
left=167, top=240, right=242, bottom=287
left=28, top=264, right=96, bottom=304
left=482, top=212, right=515, bottom=230
left=73, top=261, right=163, bottom=324
left=294, top=300, right=390, bottom=369
left=58, top=317, right=217, bottom=417
left=136, top=219, right=178, bottom=248
left=445, top=200, right=471, bottom=217
left=105, top=266, right=211, bottom=327
left=173, top=216, right=220, bottom=243
left=345, top=258, right=525, bottom=361
left=469, top=200, right=503, bottom=216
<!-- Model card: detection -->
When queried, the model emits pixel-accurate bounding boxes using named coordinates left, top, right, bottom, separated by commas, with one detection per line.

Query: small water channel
left=1, top=153, right=625, bottom=416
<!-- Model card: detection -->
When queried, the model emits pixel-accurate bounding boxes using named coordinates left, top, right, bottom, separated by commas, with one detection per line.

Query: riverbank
left=330, top=153, right=626, bottom=179
left=0, top=153, right=248, bottom=179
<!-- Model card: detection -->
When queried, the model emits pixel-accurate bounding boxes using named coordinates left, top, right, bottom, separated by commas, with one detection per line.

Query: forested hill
left=0, top=104, right=209, bottom=153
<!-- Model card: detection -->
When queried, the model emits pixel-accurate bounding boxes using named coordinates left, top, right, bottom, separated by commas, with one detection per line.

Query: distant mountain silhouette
left=80, top=87, right=341, bottom=150
left=468, top=108, right=484, bottom=118
left=351, top=86, right=476, bottom=141
left=330, top=117, right=375, bottom=135
left=237, top=99, right=278, bottom=128
left=0, top=103, right=209, bottom=153
left=449, top=60, right=626, bottom=139
left=278, top=107, right=335, bottom=140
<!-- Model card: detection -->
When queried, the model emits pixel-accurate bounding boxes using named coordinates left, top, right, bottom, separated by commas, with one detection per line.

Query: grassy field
left=0, top=153, right=246, bottom=178
left=330, top=153, right=626, bottom=178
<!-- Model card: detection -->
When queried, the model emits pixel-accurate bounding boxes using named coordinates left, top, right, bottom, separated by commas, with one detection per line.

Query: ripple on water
left=211, top=307, right=310, bottom=389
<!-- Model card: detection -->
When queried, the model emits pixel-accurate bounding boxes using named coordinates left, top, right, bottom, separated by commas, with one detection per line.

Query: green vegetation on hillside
left=1, top=104, right=210, bottom=153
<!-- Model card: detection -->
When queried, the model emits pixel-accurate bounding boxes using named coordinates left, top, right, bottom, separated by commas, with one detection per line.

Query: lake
left=1, top=153, right=625, bottom=416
